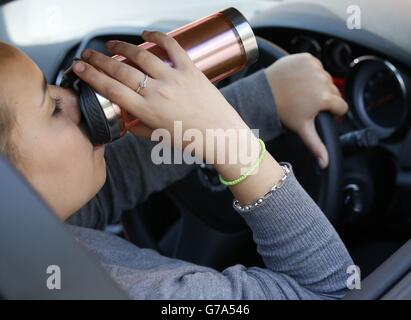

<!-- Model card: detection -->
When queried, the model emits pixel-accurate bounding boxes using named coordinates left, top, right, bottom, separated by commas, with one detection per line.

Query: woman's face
left=0, top=43, right=106, bottom=220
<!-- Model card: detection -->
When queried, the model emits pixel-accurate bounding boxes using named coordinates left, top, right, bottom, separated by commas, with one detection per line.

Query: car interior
left=1, top=0, right=411, bottom=299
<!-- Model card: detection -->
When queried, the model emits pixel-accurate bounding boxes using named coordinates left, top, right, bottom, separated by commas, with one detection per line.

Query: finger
left=106, top=40, right=170, bottom=79
left=310, top=55, right=324, bottom=69
left=325, top=94, right=349, bottom=116
left=323, top=71, right=333, bottom=82
left=142, top=31, right=192, bottom=69
left=81, top=49, right=147, bottom=92
left=128, top=123, right=154, bottom=139
left=298, top=121, right=329, bottom=169
left=330, top=83, right=341, bottom=96
left=72, top=60, right=150, bottom=121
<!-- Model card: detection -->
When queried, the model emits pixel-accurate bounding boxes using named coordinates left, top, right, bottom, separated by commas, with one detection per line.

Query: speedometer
left=346, top=56, right=411, bottom=139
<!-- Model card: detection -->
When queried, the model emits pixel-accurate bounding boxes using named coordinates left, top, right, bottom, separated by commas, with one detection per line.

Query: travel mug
left=62, top=7, right=259, bottom=145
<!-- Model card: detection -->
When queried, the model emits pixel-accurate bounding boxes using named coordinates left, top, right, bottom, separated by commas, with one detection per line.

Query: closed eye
left=52, top=98, right=63, bottom=117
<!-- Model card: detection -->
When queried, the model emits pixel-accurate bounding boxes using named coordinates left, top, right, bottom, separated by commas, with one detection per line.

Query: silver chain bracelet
left=233, top=163, right=292, bottom=212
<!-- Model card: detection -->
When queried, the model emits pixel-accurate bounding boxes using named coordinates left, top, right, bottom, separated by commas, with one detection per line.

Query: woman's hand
left=72, top=31, right=285, bottom=205
left=72, top=31, right=248, bottom=161
left=265, top=53, right=348, bottom=168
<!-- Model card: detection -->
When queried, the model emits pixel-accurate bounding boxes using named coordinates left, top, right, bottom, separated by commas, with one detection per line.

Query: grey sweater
left=67, top=70, right=353, bottom=300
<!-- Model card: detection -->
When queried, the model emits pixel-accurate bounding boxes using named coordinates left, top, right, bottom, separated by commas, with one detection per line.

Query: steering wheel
left=246, top=36, right=344, bottom=224
left=123, top=36, right=343, bottom=257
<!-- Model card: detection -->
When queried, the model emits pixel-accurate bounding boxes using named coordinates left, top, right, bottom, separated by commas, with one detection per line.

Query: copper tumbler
left=62, top=7, right=259, bottom=145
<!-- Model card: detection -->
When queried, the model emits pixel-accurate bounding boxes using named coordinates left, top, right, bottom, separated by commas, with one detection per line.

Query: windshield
left=0, top=0, right=282, bottom=46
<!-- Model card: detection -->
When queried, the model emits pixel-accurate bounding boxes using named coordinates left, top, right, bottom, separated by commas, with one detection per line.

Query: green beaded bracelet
left=219, top=139, right=266, bottom=187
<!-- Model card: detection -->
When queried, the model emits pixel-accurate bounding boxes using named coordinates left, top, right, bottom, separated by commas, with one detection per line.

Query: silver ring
left=135, top=74, right=148, bottom=94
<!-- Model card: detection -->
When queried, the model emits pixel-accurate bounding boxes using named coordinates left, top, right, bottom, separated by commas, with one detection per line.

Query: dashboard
left=251, top=26, right=411, bottom=224
left=255, top=27, right=411, bottom=144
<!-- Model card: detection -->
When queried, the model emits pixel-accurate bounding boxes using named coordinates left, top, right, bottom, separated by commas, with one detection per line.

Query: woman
left=0, top=31, right=352, bottom=299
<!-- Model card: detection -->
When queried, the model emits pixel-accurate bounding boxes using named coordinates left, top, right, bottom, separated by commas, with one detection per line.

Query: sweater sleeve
left=230, top=166, right=354, bottom=299
left=187, top=168, right=353, bottom=299
left=68, top=70, right=282, bottom=229
left=67, top=166, right=353, bottom=300
left=174, top=168, right=353, bottom=299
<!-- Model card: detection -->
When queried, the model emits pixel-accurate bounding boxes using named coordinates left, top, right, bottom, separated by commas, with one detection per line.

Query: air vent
left=290, top=35, right=321, bottom=58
